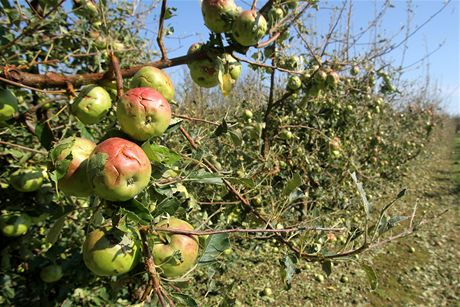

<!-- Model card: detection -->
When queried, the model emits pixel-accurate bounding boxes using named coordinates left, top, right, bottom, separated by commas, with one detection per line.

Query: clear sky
left=144, top=0, right=459, bottom=115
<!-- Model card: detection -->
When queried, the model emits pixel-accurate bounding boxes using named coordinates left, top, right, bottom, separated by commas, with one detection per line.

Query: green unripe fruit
left=10, top=169, right=44, bottom=192
left=0, top=213, right=31, bottom=237
left=287, top=75, right=302, bottom=91
left=73, top=0, right=98, bottom=18
left=243, top=109, right=253, bottom=119
left=315, top=70, right=328, bottom=83
left=279, top=129, right=293, bottom=140
left=232, top=10, right=267, bottom=46
left=71, top=85, right=112, bottom=125
left=0, top=88, right=18, bottom=122
left=187, top=43, right=220, bottom=88
left=130, top=67, right=175, bottom=101
left=222, top=53, right=242, bottom=81
left=351, top=65, right=360, bottom=76
left=201, top=0, right=240, bottom=33
left=40, top=264, right=63, bottom=283
left=268, top=7, right=284, bottom=26
left=83, top=227, right=140, bottom=276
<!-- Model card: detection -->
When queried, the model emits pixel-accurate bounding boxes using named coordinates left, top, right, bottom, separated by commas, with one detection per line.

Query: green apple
left=71, top=85, right=112, bottom=125
left=187, top=43, right=220, bottom=88
left=0, top=88, right=18, bottom=122
left=40, top=264, right=63, bottom=283
left=130, top=67, right=175, bottom=101
left=232, top=10, right=267, bottom=46
left=201, top=0, right=240, bottom=33
left=83, top=227, right=140, bottom=276
left=0, top=213, right=31, bottom=237
left=117, top=87, right=172, bottom=141
left=50, top=137, right=96, bottom=197
left=86, top=137, right=152, bottom=202
left=150, top=218, right=199, bottom=277
left=287, top=75, right=302, bottom=91
left=10, top=169, right=44, bottom=192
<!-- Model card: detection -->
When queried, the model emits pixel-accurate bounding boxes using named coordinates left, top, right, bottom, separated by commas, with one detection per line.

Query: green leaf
left=321, top=260, right=332, bottom=277
left=198, top=233, right=230, bottom=265
left=361, top=263, right=378, bottom=291
left=172, top=293, right=197, bottom=307
left=141, top=142, right=181, bottom=165
left=213, top=119, right=228, bottom=138
left=185, top=171, right=223, bottom=185
left=46, top=214, right=67, bottom=244
left=118, top=199, right=153, bottom=225
left=76, top=121, right=95, bottom=141
left=225, top=177, right=255, bottom=188
left=153, top=198, right=181, bottom=216
left=351, top=172, right=371, bottom=216
left=283, top=173, right=302, bottom=196
left=35, top=122, right=53, bottom=150
left=280, top=254, right=298, bottom=290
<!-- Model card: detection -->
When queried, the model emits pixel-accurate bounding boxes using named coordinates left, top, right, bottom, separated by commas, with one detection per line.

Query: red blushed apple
left=117, top=87, right=171, bottom=141
left=150, top=218, right=199, bottom=278
left=86, top=137, right=152, bottom=202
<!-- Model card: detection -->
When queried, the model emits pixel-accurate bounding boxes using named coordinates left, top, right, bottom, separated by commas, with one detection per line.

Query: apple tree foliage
left=0, top=0, right=440, bottom=305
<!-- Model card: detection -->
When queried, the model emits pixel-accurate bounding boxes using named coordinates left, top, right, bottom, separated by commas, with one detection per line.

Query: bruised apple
left=150, top=218, right=199, bottom=277
left=86, top=137, right=152, bottom=201
left=117, top=87, right=172, bottom=141
left=71, top=85, right=112, bottom=125
left=130, top=67, right=175, bottom=101
left=50, top=137, right=96, bottom=197
left=201, top=0, right=240, bottom=33
left=232, top=10, right=267, bottom=46
left=187, top=43, right=220, bottom=88
left=83, top=227, right=140, bottom=276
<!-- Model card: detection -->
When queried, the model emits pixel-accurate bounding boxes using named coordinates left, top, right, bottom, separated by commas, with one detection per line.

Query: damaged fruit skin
left=232, top=10, right=267, bottom=46
left=117, top=87, right=172, bottom=141
left=86, top=137, right=152, bottom=202
left=71, top=85, right=112, bottom=125
left=187, top=43, right=220, bottom=88
left=201, top=0, right=240, bottom=33
left=129, top=67, right=175, bottom=101
left=51, top=137, right=96, bottom=197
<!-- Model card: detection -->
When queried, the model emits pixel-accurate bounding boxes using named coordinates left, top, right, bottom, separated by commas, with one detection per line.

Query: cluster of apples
left=0, top=67, right=200, bottom=279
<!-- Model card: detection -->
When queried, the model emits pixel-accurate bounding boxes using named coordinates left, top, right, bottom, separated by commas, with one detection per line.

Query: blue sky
left=145, top=0, right=459, bottom=115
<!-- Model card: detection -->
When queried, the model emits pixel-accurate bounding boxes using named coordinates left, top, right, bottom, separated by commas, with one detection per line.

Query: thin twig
left=0, top=141, right=47, bottom=155
left=109, top=52, right=124, bottom=98
left=145, top=225, right=347, bottom=236
left=157, top=0, right=168, bottom=61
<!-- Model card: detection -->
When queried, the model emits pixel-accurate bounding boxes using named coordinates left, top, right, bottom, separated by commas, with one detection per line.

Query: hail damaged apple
left=150, top=218, right=199, bottom=277
left=83, top=227, right=140, bottom=276
left=10, top=168, right=44, bottom=192
left=117, top=87, right=172, bottom=141
left=71, top=85, right=112, bottom=125
left=187, top=43, right=220, bottom=88
left=201, top=0, right=240, bottom=33
left=0, top=213, right=31, bottom=237
left=50, top=137, right=96, bottom=197
left=86, top=137, right=152, bottom=202
left=232, top=10, right=267, bottom=46
left=130, top=67, right=175, bottom=101
left=0, top=88, right=18, bottom=122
